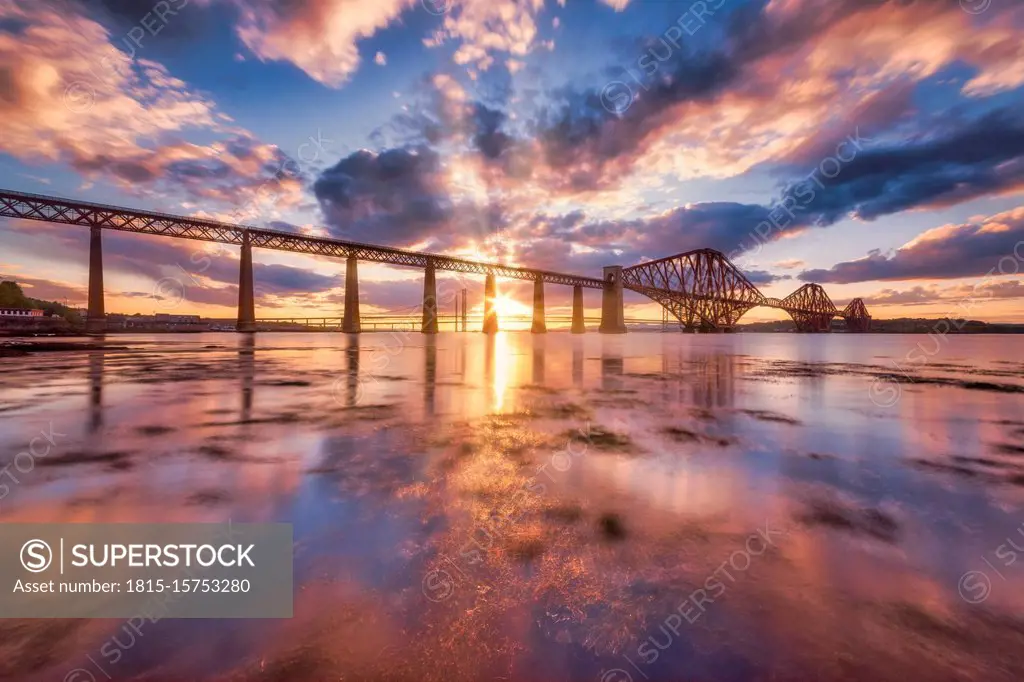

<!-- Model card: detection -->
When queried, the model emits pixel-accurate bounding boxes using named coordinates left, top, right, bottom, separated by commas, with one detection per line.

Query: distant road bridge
left=0, top=189, right=869, bottom=334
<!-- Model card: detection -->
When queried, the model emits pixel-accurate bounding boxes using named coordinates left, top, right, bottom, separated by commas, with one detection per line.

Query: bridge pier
left=342, top=255, right=361, bottom=333
left=571, top=285, right=585, bottom=334
left=422, top=262, right=438, bottom=334
left=531, top=279, right=546, bottom=333
left=599, top=266, right=626, bottom=334
left=86, top=225, right=106, bottom=335
left=236, top=231, right=256, bottom=333
left=482, top=273, right=498, bottom=334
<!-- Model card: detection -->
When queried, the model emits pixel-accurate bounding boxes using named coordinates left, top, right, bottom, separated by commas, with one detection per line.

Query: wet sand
left=1, top=332, right=1024, bottom=681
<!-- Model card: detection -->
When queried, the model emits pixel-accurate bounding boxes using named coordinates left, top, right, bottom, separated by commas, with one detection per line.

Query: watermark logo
left=958, top=570, right=992, bottom=604
left=20, top=539, right=53, bottom=573
left=421, top=567, right=456, bottom=602
left=63, top=82, right=96, bottom=113
left=868, top=375, right=901, bottom=408
left=153, top=277, right=186, bottom=308
left=597, top=521, right=788, bottom=678
left=960, top=0, right=992, bottom=15
left=422, top=0, right=454, bottom=15
left=957, top=520, right=1024, bottom=605
left=600, top=81, right=635, bottom=115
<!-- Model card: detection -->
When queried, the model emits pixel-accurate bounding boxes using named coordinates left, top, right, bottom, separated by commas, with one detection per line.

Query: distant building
left=117, top=313, right=209, bottom=331
left=0, top=308, right=45, bottom=317
left=154, top=313, right=201, bottom=324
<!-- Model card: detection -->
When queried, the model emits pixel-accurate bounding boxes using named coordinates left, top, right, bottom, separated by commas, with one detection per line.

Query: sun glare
left=490, top=294, right=532, bottom=318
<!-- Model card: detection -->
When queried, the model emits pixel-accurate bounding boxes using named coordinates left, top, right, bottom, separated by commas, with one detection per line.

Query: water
left=1, top=332, right=1023, bottom=681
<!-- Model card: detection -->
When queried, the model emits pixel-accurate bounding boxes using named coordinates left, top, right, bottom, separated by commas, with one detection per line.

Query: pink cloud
left=0, top=1, right=303, bottom=212
left=225, top=0, right=414, bottom=87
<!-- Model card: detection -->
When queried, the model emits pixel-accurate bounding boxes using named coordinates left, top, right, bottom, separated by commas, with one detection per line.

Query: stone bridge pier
left=422, top=262, right=438, bottom=334
left=482, top=273, right=498, bottom=334
left=571, top=285, right=586, bottom=334
left=599, top=266, right=626, bottom=334
left=342, top=255, right=360, bottom=334
left=86, top=225, right=106, bottom=335
left=531, top=278, right=546, bottom=334
left=236, top=231, right=256, bottom=333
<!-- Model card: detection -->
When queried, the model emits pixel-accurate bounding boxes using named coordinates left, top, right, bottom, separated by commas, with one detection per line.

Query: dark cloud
left=799, top=208, right=1024, bottom=283
left=532, top=202, right=805, bottom=267
left=744, top=270, right=791, bottom=286
left=781, top=108, right=1024, bottom=227
left=472, top=103, right=514, bottom=161
left=251, top=263, right=337, bottom=294
left=82, top=0, right=213, bottom=46
left=313, top=145, right=507, bottom=249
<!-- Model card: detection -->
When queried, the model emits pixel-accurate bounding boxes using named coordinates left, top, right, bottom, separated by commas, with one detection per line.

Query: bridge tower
left=781, top=284, right=836, bottom=332
left=842, top=298, right=871, bottom=333
left=599, top=266, right=627, bottom=334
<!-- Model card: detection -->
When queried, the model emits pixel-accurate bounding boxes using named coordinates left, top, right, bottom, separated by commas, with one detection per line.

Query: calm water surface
left=1, top=332, right=1023, bottom=681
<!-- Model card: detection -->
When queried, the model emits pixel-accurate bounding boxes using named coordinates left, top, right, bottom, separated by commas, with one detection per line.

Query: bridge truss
left=0, top=190, right=605, bottom=289
left=622, top=249, right=871, bottom=332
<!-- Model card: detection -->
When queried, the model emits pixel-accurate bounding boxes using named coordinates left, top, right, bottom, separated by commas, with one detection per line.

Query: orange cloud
left=0, top=1, right=303, bottom=213
left=227, top=0, right=415, bottom=87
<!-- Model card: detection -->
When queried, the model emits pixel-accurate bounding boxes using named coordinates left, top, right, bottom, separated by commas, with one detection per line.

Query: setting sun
left=489, top=293, right=532, bottom=318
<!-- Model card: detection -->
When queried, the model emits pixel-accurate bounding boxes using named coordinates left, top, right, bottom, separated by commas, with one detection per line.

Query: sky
left=0, top=0, right=1023, bottom=325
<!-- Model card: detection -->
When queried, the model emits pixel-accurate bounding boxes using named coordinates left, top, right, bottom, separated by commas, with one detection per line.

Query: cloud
left=0, top=1, right=304, bottom=212
left=863, top=286, right=943, bottom=306
left=423, top=0, right=551, bottom=75
left=744, top=270, right=791, bottom=286
left=313, top=1, right=1023, bottom=271
left=522, top=0, right=1024, bottom=194
left=224, top=0, right=414, bottom=87
left=862, top=280, right=1024, bottom=307
left=779, top=108, right=1024, bottom=227
left=82, top=0, right=214, bottom=45
left=0, top=273, right=87, bottom=304
left=313, top=145, right=508, bottom=249
left=799, top=207, right=1024, bottom=283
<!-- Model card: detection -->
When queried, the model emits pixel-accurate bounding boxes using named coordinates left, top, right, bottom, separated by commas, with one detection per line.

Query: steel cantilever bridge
left=0, top=189, right=870, bottom=334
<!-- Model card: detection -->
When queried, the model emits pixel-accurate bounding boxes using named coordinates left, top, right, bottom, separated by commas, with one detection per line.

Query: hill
left=0, top=281, right=82, bottom=324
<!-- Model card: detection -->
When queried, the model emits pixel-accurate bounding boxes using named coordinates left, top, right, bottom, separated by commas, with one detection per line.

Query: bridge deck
left=0, top=190, right=606, bottom=289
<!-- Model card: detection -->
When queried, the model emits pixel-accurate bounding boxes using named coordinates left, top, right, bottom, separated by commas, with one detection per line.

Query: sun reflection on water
left=486, top=332, right=516, bottom=412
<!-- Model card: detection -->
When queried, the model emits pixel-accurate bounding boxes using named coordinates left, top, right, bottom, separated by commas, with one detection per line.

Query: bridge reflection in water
left=0, top=190, right=870, bottom=336
left=6, top=331, right=1019, bottom=680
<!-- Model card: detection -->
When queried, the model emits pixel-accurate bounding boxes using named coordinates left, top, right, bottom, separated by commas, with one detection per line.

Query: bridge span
left=0, top=189, right=870, bottom=334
